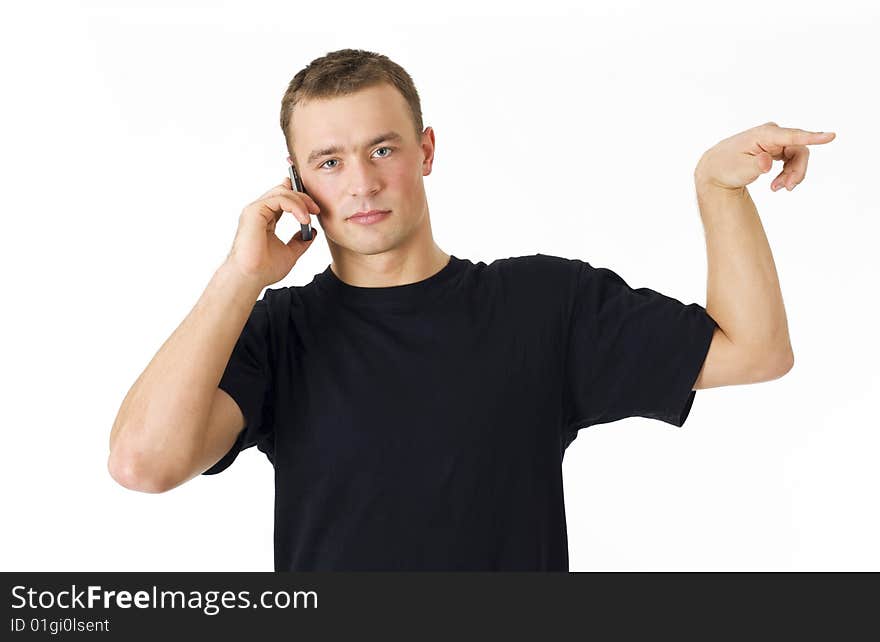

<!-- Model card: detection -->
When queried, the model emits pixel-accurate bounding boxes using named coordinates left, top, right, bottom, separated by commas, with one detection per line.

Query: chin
left=348, top=233, right=406, bottom=256
left=354, top=241, right=401, bottom=256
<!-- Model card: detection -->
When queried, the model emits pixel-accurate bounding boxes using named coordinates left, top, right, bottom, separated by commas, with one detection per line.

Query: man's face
left=288, top=83, right=435, bottom=257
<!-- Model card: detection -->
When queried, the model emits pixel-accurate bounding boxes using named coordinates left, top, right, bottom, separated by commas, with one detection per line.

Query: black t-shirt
left=201, top=253, right=717, bottom=571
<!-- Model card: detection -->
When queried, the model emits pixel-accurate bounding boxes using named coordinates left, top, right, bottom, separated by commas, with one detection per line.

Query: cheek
left=386, top=164, right=412, bottom=187
left=390, top=164, right=422, bottom=195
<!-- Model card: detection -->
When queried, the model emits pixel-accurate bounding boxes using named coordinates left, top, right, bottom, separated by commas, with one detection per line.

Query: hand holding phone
left=225, top=175, right=320, bottom=288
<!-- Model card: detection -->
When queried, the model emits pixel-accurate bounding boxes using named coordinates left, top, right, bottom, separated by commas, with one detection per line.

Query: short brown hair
left=280, top=48, right=424, bottom=168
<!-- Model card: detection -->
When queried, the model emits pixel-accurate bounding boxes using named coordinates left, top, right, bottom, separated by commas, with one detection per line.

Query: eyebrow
left=306, top=131, right=404, bottom=165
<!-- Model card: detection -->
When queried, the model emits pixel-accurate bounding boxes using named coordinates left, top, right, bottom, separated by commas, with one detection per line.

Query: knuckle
left=288, top=200, right=305, bottom=218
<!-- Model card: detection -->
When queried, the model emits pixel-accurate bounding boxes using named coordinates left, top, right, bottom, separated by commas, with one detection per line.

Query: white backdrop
left=1, top=0, right=876, bottom=571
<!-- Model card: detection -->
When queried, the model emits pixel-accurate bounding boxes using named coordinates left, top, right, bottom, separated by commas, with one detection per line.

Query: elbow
left=774, top=344, right=795, bottom=377
left=759, top=347, right=795, bottom=381
left=107, top=447, right=175, bottom=494
left=780, top=349, right=795, bottom=375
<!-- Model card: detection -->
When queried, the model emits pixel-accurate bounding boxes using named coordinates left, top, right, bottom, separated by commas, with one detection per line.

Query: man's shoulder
left=254, top=283, right=308, bottom=316
left=473, top=253, right=585, bottom=310
left=487, top=252, right=584, bottom=280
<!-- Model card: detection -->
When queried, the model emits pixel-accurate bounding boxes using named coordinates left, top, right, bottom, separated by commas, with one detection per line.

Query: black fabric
left=206, top=295, right=275, bottom=474
left=202, top=253, right=717, bottom=571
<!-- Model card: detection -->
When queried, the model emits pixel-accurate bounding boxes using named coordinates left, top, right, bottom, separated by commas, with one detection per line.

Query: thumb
left=286, top=226, right=318, bottom=252
left=755, top=151, right=773, bottom=174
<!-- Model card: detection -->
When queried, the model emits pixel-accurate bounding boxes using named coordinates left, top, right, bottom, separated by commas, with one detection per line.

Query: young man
left=109, top=49, right=814, bottom=571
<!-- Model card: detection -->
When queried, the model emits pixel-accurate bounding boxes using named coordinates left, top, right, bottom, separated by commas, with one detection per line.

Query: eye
left=318, top=146, right=394, bottom=170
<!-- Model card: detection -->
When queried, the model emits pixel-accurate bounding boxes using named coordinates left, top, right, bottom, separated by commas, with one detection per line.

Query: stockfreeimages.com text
left=10, top=585, right=317, bottom=616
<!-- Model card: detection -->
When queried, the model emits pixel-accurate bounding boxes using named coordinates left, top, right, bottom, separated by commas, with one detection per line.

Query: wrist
left=694, top=171, right=746, bottom=198
left=216, top=259, right=266, bottom=297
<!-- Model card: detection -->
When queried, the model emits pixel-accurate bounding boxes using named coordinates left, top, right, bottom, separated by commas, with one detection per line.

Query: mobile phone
left=288, top=163, right=313, bottom=241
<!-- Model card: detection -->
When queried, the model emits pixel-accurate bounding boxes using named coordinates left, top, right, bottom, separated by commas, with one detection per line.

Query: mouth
left=347, top=209, right=391, bottom=225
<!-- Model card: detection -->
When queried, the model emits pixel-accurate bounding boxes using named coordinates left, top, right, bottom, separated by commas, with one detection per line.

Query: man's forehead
left=291, top=85, right=413, bottom=161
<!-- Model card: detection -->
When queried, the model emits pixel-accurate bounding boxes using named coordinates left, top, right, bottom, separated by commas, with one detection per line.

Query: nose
left=347, top=157, right=382, bottom=198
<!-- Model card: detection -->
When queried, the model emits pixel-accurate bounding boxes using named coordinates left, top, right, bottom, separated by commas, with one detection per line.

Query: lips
left=349, top=209, right=390, bottom=220
left=348, top=210, right=391, bottom=224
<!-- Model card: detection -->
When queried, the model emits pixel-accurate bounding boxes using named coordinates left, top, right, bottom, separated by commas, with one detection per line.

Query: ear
left=421, top=126, right=436, bottom=176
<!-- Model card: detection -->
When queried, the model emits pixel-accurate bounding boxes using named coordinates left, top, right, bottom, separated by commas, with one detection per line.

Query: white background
left=1, top=0, right=876, bottom=571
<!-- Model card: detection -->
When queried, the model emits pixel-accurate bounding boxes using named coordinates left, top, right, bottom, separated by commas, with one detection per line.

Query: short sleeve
left=201, top=294, right=275, bottom=475
left=563, top=260, right=717, bottom=442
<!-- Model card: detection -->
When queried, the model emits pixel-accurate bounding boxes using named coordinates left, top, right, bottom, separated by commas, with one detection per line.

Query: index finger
left=777, top=127, right=836, bottom=146
left=282, top=181, right=321, bottom=214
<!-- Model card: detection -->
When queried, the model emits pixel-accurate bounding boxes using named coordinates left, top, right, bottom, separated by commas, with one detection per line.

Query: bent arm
left=694, top=171, right=794, bottom=373
left=108, top=262, right=264, bottom=492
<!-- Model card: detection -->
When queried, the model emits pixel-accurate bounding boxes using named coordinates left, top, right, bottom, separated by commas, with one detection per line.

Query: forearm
left=108, top=261, right=264, bottom=489
left=694, top=174, right=793, bottom=363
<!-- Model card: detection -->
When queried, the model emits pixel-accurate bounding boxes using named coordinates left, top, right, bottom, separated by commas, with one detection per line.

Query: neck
left=330, top=246, right=450, bottom=288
